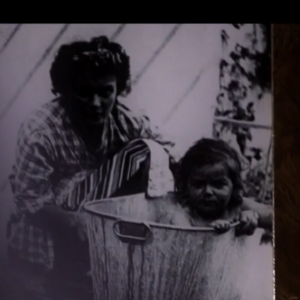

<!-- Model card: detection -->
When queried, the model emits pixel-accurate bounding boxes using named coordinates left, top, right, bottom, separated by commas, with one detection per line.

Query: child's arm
left=241, top=197, right=272, bottom=231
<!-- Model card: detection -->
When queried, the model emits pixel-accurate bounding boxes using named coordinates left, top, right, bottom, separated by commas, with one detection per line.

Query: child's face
left=186, top=163, right=233, bottom=216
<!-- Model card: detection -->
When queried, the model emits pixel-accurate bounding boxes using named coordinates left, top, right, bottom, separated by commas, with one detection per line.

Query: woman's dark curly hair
left=175, top=138, right=244, bottom=210
left=50, top=35, right=131, bottom=97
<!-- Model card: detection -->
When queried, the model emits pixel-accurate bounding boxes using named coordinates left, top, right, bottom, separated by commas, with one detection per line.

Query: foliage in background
left=214, top=24, right=272, bottom=204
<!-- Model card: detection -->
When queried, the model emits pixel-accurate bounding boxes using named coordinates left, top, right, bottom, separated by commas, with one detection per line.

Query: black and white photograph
left=0, top=23, right=273, bottom=300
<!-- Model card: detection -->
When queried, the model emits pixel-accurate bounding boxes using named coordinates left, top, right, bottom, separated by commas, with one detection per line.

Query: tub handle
left=113, top=219, right=153, bottom=245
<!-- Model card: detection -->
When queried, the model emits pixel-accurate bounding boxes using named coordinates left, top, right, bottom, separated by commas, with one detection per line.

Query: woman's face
left=72, top=74, right=117, bottom=125
left=186, top=163, right=233, bottom=217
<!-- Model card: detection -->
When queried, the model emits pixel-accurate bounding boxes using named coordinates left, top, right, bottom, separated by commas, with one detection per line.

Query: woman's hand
left=234, top=210, right=259, bottom=236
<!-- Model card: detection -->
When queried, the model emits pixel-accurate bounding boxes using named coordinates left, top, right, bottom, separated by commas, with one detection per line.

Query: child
left=170, top=138, right=269, bottom=234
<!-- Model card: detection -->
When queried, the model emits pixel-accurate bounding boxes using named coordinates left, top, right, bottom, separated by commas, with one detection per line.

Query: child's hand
left=211, top=219, right=232, bottom=233
left=234, top=210, right=259, bottom=236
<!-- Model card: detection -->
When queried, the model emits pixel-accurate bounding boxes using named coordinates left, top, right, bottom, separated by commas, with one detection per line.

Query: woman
left=7, top=35, right=176, bottom=299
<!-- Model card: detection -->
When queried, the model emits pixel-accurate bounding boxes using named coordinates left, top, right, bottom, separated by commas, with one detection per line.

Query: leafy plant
left=214, top=24, right=272, bottom=205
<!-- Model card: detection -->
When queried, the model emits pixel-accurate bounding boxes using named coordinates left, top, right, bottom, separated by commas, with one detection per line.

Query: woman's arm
left=241, top=197, right=273, bottom=231
left=12, top=126, right=87, bottom=232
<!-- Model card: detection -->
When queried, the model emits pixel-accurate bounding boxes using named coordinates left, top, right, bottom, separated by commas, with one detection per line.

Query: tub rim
left=83, top=193, right=239, bottom=233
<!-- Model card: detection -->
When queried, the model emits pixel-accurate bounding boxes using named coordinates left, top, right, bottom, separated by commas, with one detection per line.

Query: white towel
left=142, top=139, right=175, bottom=198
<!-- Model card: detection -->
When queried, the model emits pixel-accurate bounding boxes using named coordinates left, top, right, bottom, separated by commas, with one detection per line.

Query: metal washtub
left=84, top=193, right=264, bottom=300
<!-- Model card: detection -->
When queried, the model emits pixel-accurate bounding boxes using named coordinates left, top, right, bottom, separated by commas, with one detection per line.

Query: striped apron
left=57, top=138, right=175, bottom=211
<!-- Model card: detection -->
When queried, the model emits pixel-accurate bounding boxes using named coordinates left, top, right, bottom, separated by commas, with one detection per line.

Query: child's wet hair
left=175, top=138, right=243, bottom=209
